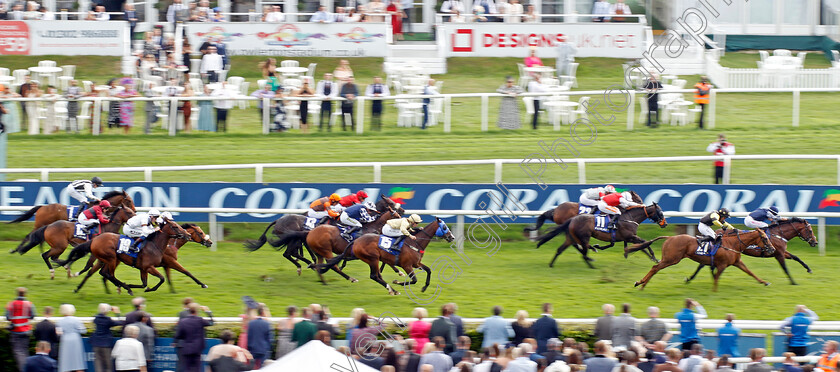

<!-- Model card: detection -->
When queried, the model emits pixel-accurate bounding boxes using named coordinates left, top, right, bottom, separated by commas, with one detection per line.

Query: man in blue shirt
left=718, top=313, right=740, bottom=357
left=477, top=305, right=514, bottom=349
left=781, top=305, right=819, bottom=356
left=23, top=341, right=56, bottom=372
left=675, top=298, right=707, bottom=350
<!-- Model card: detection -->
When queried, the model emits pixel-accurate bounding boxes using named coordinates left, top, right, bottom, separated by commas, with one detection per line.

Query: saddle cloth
left=73, top=223, right=87, bottom=240
left=67, top=206, right=80, bottom=221
left=337, top=225, right=357, bottom=242
left=302, top=217, right=320, bottom=231
left=378, top=235, right=404, bottom=256
left=694, top=239, right=719, bottom=256
left=117, top=235, right=142, bottom=258
left=594, top=215, right=611, bottom=233
left=578, top=205, right=601, bottom=215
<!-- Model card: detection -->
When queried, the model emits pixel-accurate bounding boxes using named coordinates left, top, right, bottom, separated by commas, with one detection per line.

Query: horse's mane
left=102, top=190, right=127, bottom=200
left=181, top=223, right=197, bottom=229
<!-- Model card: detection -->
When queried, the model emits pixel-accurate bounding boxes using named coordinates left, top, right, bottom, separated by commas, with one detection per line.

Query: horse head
left=649, top=202, right=667, bottom=228
left=378, top=194, right=406, bottom=216
left=103, top=190, right=136, bottom=211
left=434, top=217, right=455, bottom=243
left=161, top=219, right=191, bottom=241
left=108, top=206, right=135, bottom=225
left=182, top=223, right=213, bottom=247
left=787, top=218, right=818, bottom=247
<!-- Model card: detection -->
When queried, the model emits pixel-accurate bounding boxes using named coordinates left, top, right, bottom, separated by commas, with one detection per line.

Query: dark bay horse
left=536, top=203, right=667, bottom=268
left=244, top=195, right=404, bottom=272
left=685, top=218, right=817, bottom=285
left=631, top=229, right=775, bottom=291
left=524, top=191, right=643, bottom=235
left=69, top=223, right=213, bottom=294
left=317, top=218, right=455, bottom=296
left=73, top=219, right=189, bottom=295
left=10, top=206, right=135, bottom=279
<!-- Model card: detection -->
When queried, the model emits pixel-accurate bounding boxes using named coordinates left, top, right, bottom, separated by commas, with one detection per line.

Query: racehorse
left=10, top=206, right=135, bottom=279
left=317, top=218, right=455, bottom=296
left=244, top=195, right=403, bottom=273
left=272, top=209, right=400, bottom=283
left=8, top=190, right=136, bottom=250
left=523, top=191, right=643, bottom=235
left=73, top=218, right=190, bottom=295
left=630, top=229, right=776, bottom=291
left=684, top=218, right=817, bottom=285
left=536, top=203, right=667, bottom=268
left=68, top=223, right=213, bottom=294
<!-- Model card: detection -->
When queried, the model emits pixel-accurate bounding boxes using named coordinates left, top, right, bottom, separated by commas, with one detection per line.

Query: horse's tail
left=626, top=236, right=669, bottom=255
left=319, top=241, right=353, bottom=274
left=272, top=231, right=309, bottom=251
left=54, top=241, right=92, bottom=267
left=14, top=226, right=47, bottom=255
left=243, top=220, right=277, bottom=251
left=524, top=208, right=554, bottom=232
left=7, top=205, right=42, bottom=224
left=536, top=220, right=571, bottom=248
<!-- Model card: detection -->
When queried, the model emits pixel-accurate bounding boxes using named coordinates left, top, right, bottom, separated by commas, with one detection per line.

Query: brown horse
left=69, top=223, right=213, bottom=294
left=685, top=218, right=818, bottom=285
left=73, top=218, right=190, bottom=295
left=523, top=191, right=644, bottom=235
left=317, top=218, right=455, bottom=296
left=631, top=229, right=775, bottom=291
left=536, top=203, right=667, bottom=268
left=10, top=206, right=135, bottom=279
left=274, top=209, right=399, bottom=283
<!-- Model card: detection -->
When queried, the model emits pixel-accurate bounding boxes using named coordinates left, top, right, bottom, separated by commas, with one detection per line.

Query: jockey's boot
left=73, top=203, right=86, bottom=219
left=345, top=226, right=361, bottom=240
left=317, top=217, right=329, bottom=225
left=131, top=237, right=144, bottom=252
left=608, top=215, right=619, bottom=230
left=713, top=234, right=723, bottom=248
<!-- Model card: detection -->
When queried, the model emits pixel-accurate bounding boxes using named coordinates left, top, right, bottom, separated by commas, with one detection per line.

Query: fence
left=2, top=155, right=839, bottom=185
left=706, top=54, right=840, bottom=89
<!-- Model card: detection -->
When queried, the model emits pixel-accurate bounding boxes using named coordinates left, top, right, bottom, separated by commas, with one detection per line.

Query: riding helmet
left=356, top=190, right=368, bottom=200
left=718, top=208, right=730, bottom=217
left=769, top=206, right=780, bottom=215
left=409, top=214, right=422, bottom=224
left=604, top=185, right=616, bottom=193
left=148, top=208, right=161, bottom=216
left=91, top=176, right=103, bottom=186
left=364, top=201, right=376, bottom=210
left=329, top=193, right=341, bottom=202
left=99, top=200, right=111, bottom=208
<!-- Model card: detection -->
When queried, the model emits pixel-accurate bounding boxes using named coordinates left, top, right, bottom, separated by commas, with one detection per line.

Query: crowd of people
left=5, top=289, right=835, bottom=372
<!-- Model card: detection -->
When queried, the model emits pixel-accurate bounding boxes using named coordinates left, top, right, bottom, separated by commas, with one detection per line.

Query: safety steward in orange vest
left=5, top=287, right=36, bottom=370
left=694, top=76, right=712, bottom=129
left=817, top=341, right=840, bottom=372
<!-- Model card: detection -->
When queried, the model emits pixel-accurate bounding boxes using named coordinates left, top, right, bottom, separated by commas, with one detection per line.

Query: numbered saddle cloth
left=117, top=235, right=142, bottom=258
left=694, top=239, right=718, bottom=256
left=302, top=217, right=320, bottom=231
left=73, top=223, right=88, bottom=239
left=377, top=235, right=404, bottom=257
left=337, top=225, right=356, bottom=242
left=67, top=206, right=81, bottom=221
left=594, top=215, right=612, bottom=233
left=578, top=205, right=595, bottom=214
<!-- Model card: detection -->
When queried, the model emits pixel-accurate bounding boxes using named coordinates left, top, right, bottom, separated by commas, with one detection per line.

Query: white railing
left=2, top=155, right=839, bottom=185
left=705, top=53, right=840, bottom=89
left=434, top=13, right=647, bottom=24
left=0, top=206, right=833, bottom=255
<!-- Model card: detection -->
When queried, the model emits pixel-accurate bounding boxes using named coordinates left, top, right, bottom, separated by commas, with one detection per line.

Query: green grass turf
left=1, top=222, right=838, bottom=319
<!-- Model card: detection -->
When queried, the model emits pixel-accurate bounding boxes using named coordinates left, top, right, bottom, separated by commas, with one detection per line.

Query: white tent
left=257, top=340, right=380, bottom=372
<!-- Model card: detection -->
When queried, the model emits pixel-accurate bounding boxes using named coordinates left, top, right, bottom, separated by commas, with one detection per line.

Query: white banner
left=0, top=20, right=127, bottom=56
left=442, top=23, right=647, bottom=58
left=187, top=22, right=391, bottom=57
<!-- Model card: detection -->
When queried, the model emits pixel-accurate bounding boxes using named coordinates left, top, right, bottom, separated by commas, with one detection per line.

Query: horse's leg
left=393, top=267, right=418, bottom=286
left=786, top=252, right=813, bottom=273
left=712, top=265, right=727, bottom=292
left=420, top=263, right=432, bottom=292
left=165, top=266, right=177, bottom=293
left=99, top=261, right=133, bottom=296
left=592, top=241, right=615, bottom=250
left=391, top=265, right=405, bottom=276
left=329, top=260, right=357, bottom=283
left=367, top=260, right=399, bottom=295
left=635, top=257, right=681, bottom=289
left=144, top=267, right=167, bottom=292
left=732, top=259, right=770, bottom=286
left=76, top=256, right=96, bottom=277
left=775, top=252, right=797, bottom=285
left=74, top=260, right=103, bottom=293
left=571, top=231, right=596, bottom=269
left=282, top=247, right=303, bottom=276
left=685, top=263, right=706, bottom=284
left=126, top=263, right=149, bottom=289
left=41, top=251, right=56, bottom=280
left=549, top=237, right=573, bottom=268
left=316, top=257, right=328, bottom=285
left=165, top=260, right=208, bottom=289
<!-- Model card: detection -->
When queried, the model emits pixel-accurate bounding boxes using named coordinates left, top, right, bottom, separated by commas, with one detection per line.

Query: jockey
left=338, top=201, right=378, bottom=241
left=77, top=200, right=111, bottom=235
left=382, top=214, right=422, bottom=252
left=308, top=194, right=342, bottom=222
left=339, top=190, right=369, bottom=208
left=122, top=208, right=162, bottom=252
left=597, top=191, right=641, bottom=229
left=744, top=206, right=781, bottom=229
left=579, top=184, right=617, bottom=209
left=66, top=177, right=103, bottom=219
left=698, top=208, right=735, bottom=253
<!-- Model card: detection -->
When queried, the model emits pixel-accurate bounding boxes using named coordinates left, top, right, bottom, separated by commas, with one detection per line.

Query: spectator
left=365, top=76, right=390, bottom=131
left=316, top=73, right=338, bottom=131
left=595, top=304, right=615, bottom=342
left=6, top=287, right=35, bottom=372
left=542, top=338, right=564, bottom=365
left=449, top=336, right=471, bottom=365
left=311, top=5, right=334, bottom=22
left=478, top=305, right=514, bottom=349
left=93, top=5, right=109, bottom=20
left=358, top=341, right=386, bottom=370
left=676, top=299, right=706, bottom=351
left=496, top=75, right=523, bottom=129
left=129, top=312, right=154, bottom=364
left=201, top=46, right=224, bottom=83
left=815, top=341, right=840, bottom=372
left=650, top=341, right=668, bottom=365
left=167, top=0, right=188, bottom=28
left=174, top=303, right=214, bottom=372
left=506, top=346, right=538, bottom=372
left=523, top=340, right=544, bottom=362
left=401, top=0, right=413, bottom=32
left=446, top=303, right=465, bottom=337
left=643, top=74, right=663, bottom=127
left=450, top=9, right=466, bottom=22
left=718, top=314, right=740, bottom=358
left=694, top=76, right=712, bottom=128
left=212, top=11, right=225, bottom=22
left=125, top=3, right=138, bottom=40
left=294, top=78, right=315, bottom=133
left=24, top=341, right=56, bottom=372
left=533, top=303, right=559, bottom=354
left=528, top=74, right=547, bottom=130
left=126, top=297, right=154, bottom=329
left=556, top=41, right=577, bottom=77
left=586, top=341, right=617, bottom=372
left=610, top=0, right=632, bottom=22
left=440, top=0, right=465, bottom=20
left=366, top=0, right=386, bottom=21
left=781, top=353, right=802, bottom=372
left=615, top=351, right=643, bottom=372
left=197, top=0, right=214, bottom=18
left=57, top=304, right=86, bottom=372
left=207, top=329, right=253, bottom=368
left=25, top=80, right=41, bottom=135
left=592, top=0, right=610, bottom=21
left=522, top=3, right=537, bottom=22
left=346, top=8, right=361, bottom=22
left=346, top=308, right=366, bottom=351
left=264, top=5, right=284, bottom=22
left=208, top=348, right=252, bottom=372
left=678, top=344, right=706, bottom=372
left=316, top=310, right=338, bottom=336
left=429, top=305, right=457, bottom=354
left=112, top=325, right=147, bottom=372
left=744, top=349, right=772, bottom=372
left=292, top=307, right=318, bottom=347
left=33, top=306, right=58, bottom=360
left=705, top=134, right=735, bottom=184
left=638, top=306, right=671, bottom=348
left=275, top=306, right=297, bottom=359
left=524, top=46, right=543, bottom=67
left=334, top=6, right=349, bottom=22
left=513, top=310, right=534, bottom=346
left=716, top=355, right=735, bottom=372
left=38, top=5, right=54, bottom=20
left=613, top=304, right=637, bottom=350
left=350, top=314, right=382, bottom=356
left=9, top=3, right=24, bottom=20
left=409, top=307, right=432, bottom=353
left=653, top=348, right=683, bottom=372
left=339, top=77, right=359, bottom=131
left=246, top=304, right=273, bottom=368
left=471, top=5, right=488, bottom=22
left=419, top=337, right=454, bottom=372
left=333, top=60, right=354, bottom=82
left=210, top=82, right=234, bottom=132
left=421, top=78, right=438, bottom=129
left=92, top=303, right=124, bottom=372
left=250, top=84, right=275, bottom=117
left=315, top=330, right=332, bottom=346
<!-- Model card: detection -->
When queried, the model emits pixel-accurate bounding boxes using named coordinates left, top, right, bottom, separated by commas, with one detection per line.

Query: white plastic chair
left=307, top=63, right=317, bottom=80
left=39, top=60, right=57, bottom=68
left=669, top=102, right=689, bottom=126
left=61, top=65, right=75, bottom=77
left=523, top=97, right=535, bottom=116
left=561, top=63, right=579, bottom=88
left=257, top=80, right=267, bottom=91
left=76, top=101, right=93, bottom=130
left=189, top=78, right=203, bottom=93
left=672, top=79, right=687, bottom=89
left=832, top=50, right=839, bottom=62
left=238, top=81, right=250, bottom=109
left=0, top=68, right=9, bottom=77
left=571, top=96, right=590, bottom=122
left=759, top=50, right=769, bottom=62
left=190, top=59, right=202, bottom=74
left=58, top=76, right=73, bottom=90
left=773, top=49, right=791, bottom=57
left=281, top=60, right=299, bottom=68
left=54, top=101, right=69, bottom=130
left=13, top=69, right=29, bottom=85
left=283, top=78, right=302, bottom=90
left=82, top=80, right=94, bottom=93
left=796, top=52, right=806, bottom=67
left=638, top=95, right=649, bottom=123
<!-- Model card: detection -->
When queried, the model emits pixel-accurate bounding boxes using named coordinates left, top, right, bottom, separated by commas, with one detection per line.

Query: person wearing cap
left=597, top=190, right=642, bottom=230
left=698, top=208, right=734, bottom=253
left=78, top=199, right=112, bottom=237
left=338, top=201, right=378, bottom=241
left=338, top=190, right=368, bottom=209
left=123, top=209, right=163, bottom=252
left=308, top=193, right=342, bottom=222
left=745, top=206, right=780, bottom=229
left=706, top=134, right=735, bottom=184
left=67, top=177, right=104, bottom=219
left=383, top=214, right=422, bottom=252
left=580, top=185, right=616, bottom=212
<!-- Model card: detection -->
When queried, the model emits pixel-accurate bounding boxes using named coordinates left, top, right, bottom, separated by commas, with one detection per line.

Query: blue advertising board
left=1, top=182, right=838, bottom=223
left=771, top=332, right=840, bottom=356
left=667, top=333, right=767, bottom=357
left=83, top=337, right=221, bottom=372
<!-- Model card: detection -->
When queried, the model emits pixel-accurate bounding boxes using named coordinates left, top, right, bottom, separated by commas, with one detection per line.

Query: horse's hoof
left=807, top=270, right=813, bottom=274
left=126, top=290, right=133, bottom=296
left=297, top=268, right=302, bottom=276
left=392, top=279, right=400, bottom=284
left=201, top=284, right=208, bottom=289
left=634, top=281, right=641, bottom=287
left=398, top=272, right=406, bottom=277
left=73, top=288, right=79, bottom=293
left=764, top=282, right=771, bottom=286
left=144, top=288, right=154, bottom=292
left=350, top=278, right=358, bottom=283
left=389, top=290, right=400, bottom=296
left=8, top=249, right=16, bottom=254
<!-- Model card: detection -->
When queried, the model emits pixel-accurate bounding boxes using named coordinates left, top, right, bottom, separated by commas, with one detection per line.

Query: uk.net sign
left=1, top=182, right=839, bottom=224
left=443, top=23, right=645, bottom=58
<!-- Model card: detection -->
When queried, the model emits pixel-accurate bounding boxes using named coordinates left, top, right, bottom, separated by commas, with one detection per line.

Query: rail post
left=792, top=90, right=800, bottom=127
left=481, top=95, right=488, bottom=131
left=373, top=163, right=382, bottom=183
left=262, top=98, right=270, bottom=134
left=40, top=170, right=49, bottom=182
left=168, top=98, right=178, bottom=136
left=456, top=214, right=465, bottom=253
left=494, top=160, right=503, bottom=184
left=92, top=98, right=101, bottom=136
left=209, top=213, right=218, bottom=251
left=144, top=168, right=152, bottom=182
left=837, top=156, right=840, bottom=185
left=723, top=156, right=732, bottom=184
left=444, top=96, right=452, bottom=133
left=708, top=89, right=716, bottom=129
left=356, top=97, right=365, bottom=134
left=627, top=89, right=636, bottom=131
left=818, top=217, right=826, bottom=256
left=577, top=159, right=586, bottom=184
left=255, top=165, right=263, bottom=183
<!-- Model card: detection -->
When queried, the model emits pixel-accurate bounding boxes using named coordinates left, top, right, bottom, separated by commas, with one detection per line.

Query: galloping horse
left=74, top=218, right=190, bottom=295
left=536, top=203, right=667, bottom=268
left=631, top=229, right=776, bottom=291
left=69, top=223, right=212, bottom=294
left=685, top=218, right=818, bottom=285
left=10, top=206, right=135, bottom=279
left=524, top=191, right=643, bottom=235
left=244, top=195, right=403, bottom=273
left=317, top=218, right=455, bottom=296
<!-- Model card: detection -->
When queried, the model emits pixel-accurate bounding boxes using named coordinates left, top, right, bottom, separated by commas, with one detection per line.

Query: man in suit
left=130, top=312, right=155, bottom=364
left=429, top=305, right=457, bottom=354
left=477, top=305, right=514, bottom=349
left=744, top=349, right=773, bottom=372
left=612, top=303, right=637, bottom=349
left=533, top=303, right=559, bottom=354
left=247, top=306, right=273, bottom=368
left=365, top=76, right=390, bottom=131
left=315, top=73, right=338, bottom=131
left=401, top=339, right=423, bottom=372
left=23, top=341, right=56, bottom=372
left=291, top=307, right=317, bottom=347
left=638, top=306, right=671, bottom=349
left=339, top=77, right=359, bottom=131
left=542, top=338, right=565, bottom=365
left=653, top=348, right=684, bottom=372
left=174, top=303, right=214, bottom=372
left=594, top=304, right=615, bottom=342
left=125, top=297, right=154, bottom=330
left=585, top=340, right=618, bottom=372
left=174, top=297, right=192, bottom=372
left=447, top=303, right=465, bottom=337
left=33, top=306, right=58, bottom=360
